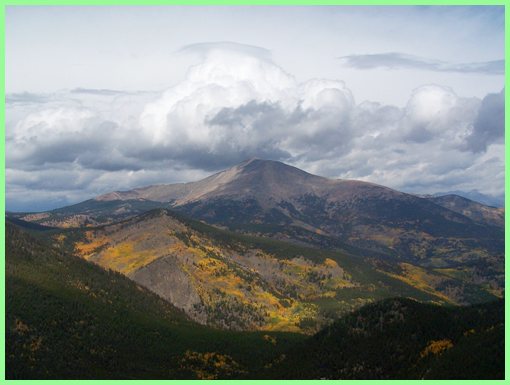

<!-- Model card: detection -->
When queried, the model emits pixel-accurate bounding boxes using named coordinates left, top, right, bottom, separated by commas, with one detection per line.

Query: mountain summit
left=11, top=158, right=504, bottom=304
left=96, top=158, right=334, bottom=205
left=95, top=158, right=409, bottom=208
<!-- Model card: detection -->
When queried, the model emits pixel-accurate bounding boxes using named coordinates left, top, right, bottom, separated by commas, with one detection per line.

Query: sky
left=5, top=6, right=505, bottom=211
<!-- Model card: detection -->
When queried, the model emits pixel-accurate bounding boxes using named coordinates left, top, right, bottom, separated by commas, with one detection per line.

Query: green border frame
left=0, top=2, right=507, bottom=384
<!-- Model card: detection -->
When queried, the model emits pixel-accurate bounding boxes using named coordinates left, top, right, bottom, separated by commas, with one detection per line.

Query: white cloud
left=398, top=85, right=480, bottom=144
left=138, top=43, right=356, bottom=166
left=5, top=42, right=505, bottom=211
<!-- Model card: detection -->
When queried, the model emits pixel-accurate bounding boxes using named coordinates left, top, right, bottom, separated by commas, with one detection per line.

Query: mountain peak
left=226, top=158, right=329, bottom=191
left=238, top=158, right=286, bottom=169
left=94, top=158, right=343, bottom=205
left=234, top=158, right=319, bottom=179
left=239, top=157, right=262, bottom=165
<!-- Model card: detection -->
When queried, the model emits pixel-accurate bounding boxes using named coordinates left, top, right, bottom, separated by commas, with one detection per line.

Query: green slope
left=6, top=222, right=304, bottom=379
left=267, top=297, right=504, bottom=379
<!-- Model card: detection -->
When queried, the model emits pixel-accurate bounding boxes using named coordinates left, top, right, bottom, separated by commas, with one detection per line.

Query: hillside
left=267, top=297, right=504, bottom=379
left=6, top=222, right=503, bottom=380
left=427, top=194, right=504, bottom=227
left=5, top=222, right=304, bottom=379
left=27, top=208, right=496, bottom=335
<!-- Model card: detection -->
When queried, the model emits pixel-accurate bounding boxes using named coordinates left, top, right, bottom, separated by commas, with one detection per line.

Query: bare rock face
left=131, top=256, right=207, bottom=324
left=27, top=159, right=504, bottom=265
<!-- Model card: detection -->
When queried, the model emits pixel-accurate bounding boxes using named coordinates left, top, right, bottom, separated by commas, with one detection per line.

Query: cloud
left=339, top=52, right=504, bottom=75
left=398, top=85, right=480, bottom=144
left=179, top=41, right=273, bottom=62
left=6, top=92, right=52, bottom=104
left=464, top=89, right=505, bottom=152
left=5, top=42, right=505, bottom=211
left=70, top=87, right=126, bottom=96
left=138, top=43, right=353, bottom=168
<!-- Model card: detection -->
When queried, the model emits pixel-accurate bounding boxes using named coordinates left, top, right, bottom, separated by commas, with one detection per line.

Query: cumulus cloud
left=398, top=85, right=480, bottom=144
left=339, top=52, right=504, bottom=75
left=6, top=42, right=505, bottom=211
left=138, top=43, right=354, bottom=168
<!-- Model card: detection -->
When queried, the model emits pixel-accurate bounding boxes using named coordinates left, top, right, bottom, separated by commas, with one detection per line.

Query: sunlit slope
left=65, top=209, right=497, bottom=333
left=6, top=222, right=305, bottom=379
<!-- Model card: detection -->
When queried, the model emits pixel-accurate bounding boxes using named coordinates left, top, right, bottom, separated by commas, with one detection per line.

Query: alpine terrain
left=6, top=159, right=505, bottom=379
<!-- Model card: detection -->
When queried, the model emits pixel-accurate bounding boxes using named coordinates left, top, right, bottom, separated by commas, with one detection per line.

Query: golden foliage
left=75, top=232, right=109, bottom=257
left=323, top=258, right=338, bottom=268
left=420, top=339, right=454, bottom=358
left=15, top=318, right=30, bottom=334
left=179, top=350, right=246, bottom=379
left=382, top=263, right=453, bottom=303
left=262, top=334, right=277, bottom=345
left=52, top=233, right=67, bottom=245
left=29, top=336, right=43, bottom=353
left=72, top=215, right=354, bottom=333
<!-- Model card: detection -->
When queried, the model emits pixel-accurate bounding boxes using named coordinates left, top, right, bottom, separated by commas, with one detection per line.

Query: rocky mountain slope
left=21, top=208, right=494, bottom=334
left=11, top=159, right=503, bottom=303
left=68, top=209, right=355, bottom=332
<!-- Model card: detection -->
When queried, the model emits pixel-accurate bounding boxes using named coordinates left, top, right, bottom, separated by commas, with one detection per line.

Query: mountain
left=97, top=158, right=336, bottom=204
left=427, top=190, right=504, bottom=208
left=25, top=207, right=499, bottom=333
left=10, top=159, right=504, bottom=304
left=34, top=208, right=483, bottom=333
left=268, top=297, right=504, bottom=379
left=6, top=221, right=304, bottom=379
left=426, top=194, right=504, bottom=227
left=68, top=208, right=359, bottom=332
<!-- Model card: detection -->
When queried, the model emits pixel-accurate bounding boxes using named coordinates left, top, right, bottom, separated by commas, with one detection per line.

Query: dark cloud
left=207, top=99, right=353, bottom=164
left=128, top=101, right=293, bottom=171
left=402, top=124, right=434, bottom=143
left=339, top=52, right=504, bottom=75
left=208, top=100, right=285, bottom=128
left=465, top=89, right=504, bottom=152
left=7, top=120, right=117, bottom=168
